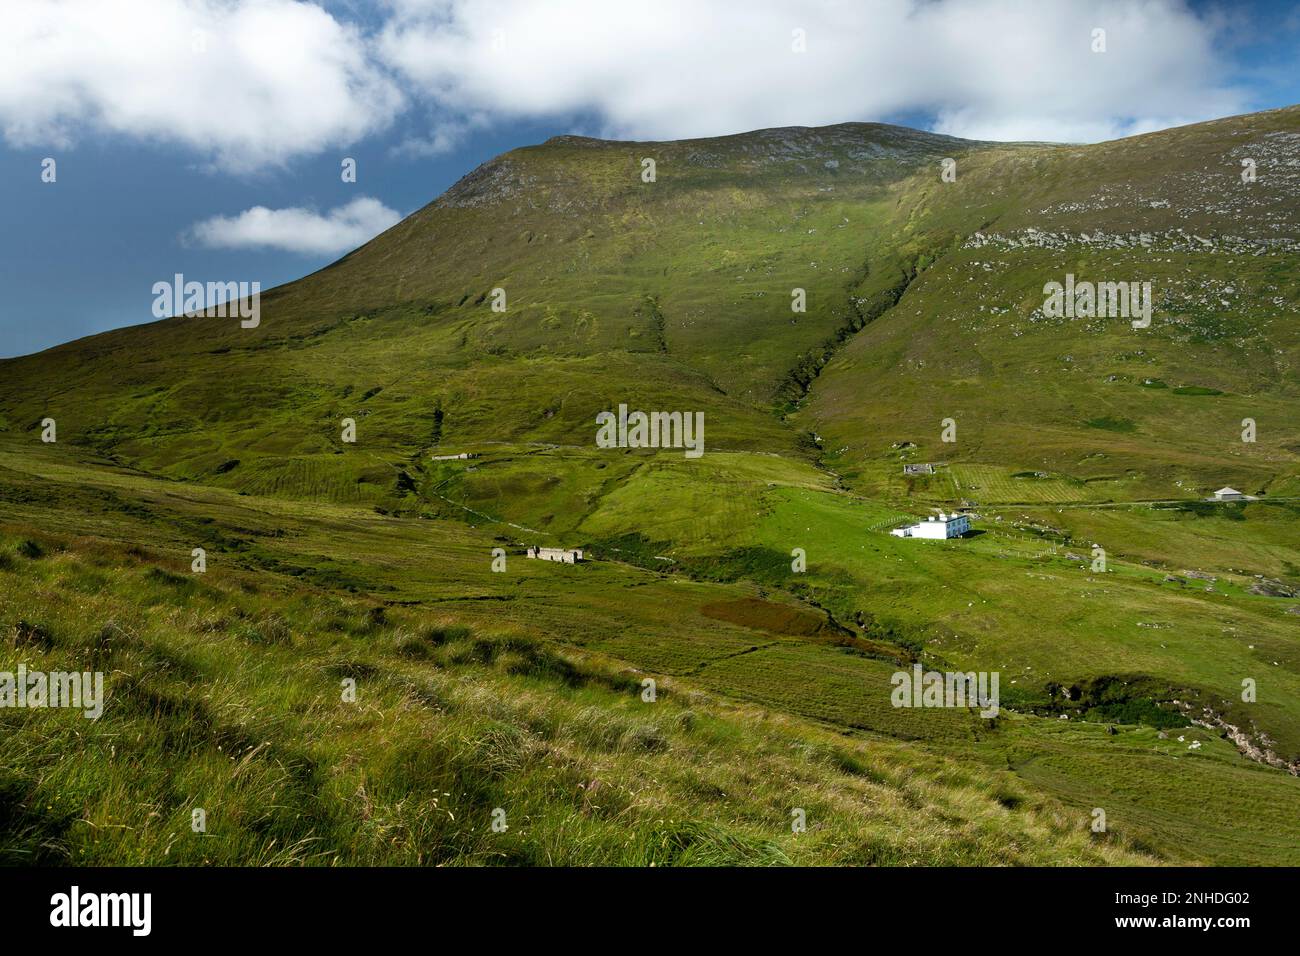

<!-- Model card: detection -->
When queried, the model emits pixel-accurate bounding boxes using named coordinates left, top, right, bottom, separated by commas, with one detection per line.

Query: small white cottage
left=890, top=512, right=971, bottom=539
left=1211, top=487, right=1247, bottom=501
left=526, top=546, right=584, bottom=563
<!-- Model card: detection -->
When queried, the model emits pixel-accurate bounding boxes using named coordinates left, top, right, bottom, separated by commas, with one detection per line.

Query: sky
left=1, top=0, right=1298, bottom=358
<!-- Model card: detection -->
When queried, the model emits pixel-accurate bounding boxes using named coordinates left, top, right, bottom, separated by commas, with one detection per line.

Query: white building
left=1211, top=487, right=1249, bottom=501
left=890, top=512, right=971, bottom=539
left=526, top=546, right=584, bottom=563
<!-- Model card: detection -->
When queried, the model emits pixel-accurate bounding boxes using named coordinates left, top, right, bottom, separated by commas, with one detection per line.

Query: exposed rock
left=1247, top=578, right=1299, bottom=598
left=964, top=229, right=1300, bottom=256
left=1183, top=705, right=1300, bottom=776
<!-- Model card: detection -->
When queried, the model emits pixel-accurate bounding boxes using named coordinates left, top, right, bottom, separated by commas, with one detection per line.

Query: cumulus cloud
left=377, top=0, right=1249, bottom=144
left=185, top=197, right=402, bottom=255
left=0, top=0, right=1254, bottom=172
left=0, top=0, right=403, bottom=171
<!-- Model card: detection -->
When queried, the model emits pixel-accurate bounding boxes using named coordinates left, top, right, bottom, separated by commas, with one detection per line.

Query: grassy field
left=3, top=445, right=1163, bottom=866
left=2, top=436, right=1297, bottom=864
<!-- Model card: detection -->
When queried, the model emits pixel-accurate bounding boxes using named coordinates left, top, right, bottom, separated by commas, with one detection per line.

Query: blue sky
left=2, top=0, right=1298, bottom=358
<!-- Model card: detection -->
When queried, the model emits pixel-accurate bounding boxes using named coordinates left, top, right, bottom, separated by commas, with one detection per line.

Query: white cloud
left=0, top=0, right=1255, bottom=173
left=185, top=197, right=402, bottom=254
left=377, top=0, right=1249, bottom=144
left=0, top=0, right=403, bottom=172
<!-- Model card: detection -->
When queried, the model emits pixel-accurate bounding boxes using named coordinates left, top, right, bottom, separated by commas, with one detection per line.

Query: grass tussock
left=0, top=531, right=1159, bottom=866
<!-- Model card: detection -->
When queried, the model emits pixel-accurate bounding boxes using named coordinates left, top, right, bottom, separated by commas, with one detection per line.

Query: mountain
left=3, top=110, right=1298, bottom=504
left=2, top=108, right=1299, bottom=866
left=801, top=107, right=1300, bottom=503
left=0, top=122, right=1021, bottom=482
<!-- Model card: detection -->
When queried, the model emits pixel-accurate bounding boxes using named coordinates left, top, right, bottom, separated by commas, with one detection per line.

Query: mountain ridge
left=1, top=106, right=1297, bottom=501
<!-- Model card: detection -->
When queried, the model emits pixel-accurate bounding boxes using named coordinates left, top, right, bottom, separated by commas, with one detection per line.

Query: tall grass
left=0, top=532, right=1151, bottom=866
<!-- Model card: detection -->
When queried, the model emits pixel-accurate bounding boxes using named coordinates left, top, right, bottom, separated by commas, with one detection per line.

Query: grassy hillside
left=1, top=108, right=1298, bottom=866
left=2, top=437, right=1297, bottom=865
left=0, top=123, right=1002, bottom=482
left=2, top=444, right=1163, bottom=866
left=800, top=108, right=1300, bottom=501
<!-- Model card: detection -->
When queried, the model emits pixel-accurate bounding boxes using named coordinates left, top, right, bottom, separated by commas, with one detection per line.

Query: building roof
left=1215, top=487, right=1242, bottom=496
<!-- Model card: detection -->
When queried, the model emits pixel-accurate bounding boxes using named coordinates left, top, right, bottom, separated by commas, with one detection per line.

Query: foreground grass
left=0, top=531, right=1151, bottom=866
left=2, top=440, right=1297, bottom=864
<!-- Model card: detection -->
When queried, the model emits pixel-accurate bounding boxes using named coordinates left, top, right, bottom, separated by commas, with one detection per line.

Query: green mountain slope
left=2, top=108, right=1299, bottom=866
left=3, top=110, right=1298, bottom=502
left=799, top=107, right=1300, bottom=501
left=0, top=122, right=1018, bottom=483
